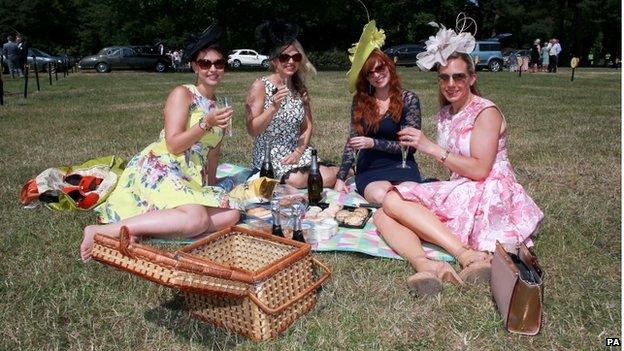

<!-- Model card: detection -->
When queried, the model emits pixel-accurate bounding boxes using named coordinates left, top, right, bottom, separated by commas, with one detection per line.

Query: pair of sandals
left=406, top=247, right=492, bottom=297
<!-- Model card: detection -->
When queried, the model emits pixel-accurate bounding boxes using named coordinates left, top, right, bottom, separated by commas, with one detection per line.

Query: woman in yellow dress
left=80, top=26, right=239, bottom=261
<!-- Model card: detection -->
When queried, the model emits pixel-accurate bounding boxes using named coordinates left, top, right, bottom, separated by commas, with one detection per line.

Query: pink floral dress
left=394, top=96, right=543, bottom=252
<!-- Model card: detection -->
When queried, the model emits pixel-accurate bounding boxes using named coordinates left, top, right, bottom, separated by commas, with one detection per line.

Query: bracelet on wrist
left=437, top=149, right=450, bottom=163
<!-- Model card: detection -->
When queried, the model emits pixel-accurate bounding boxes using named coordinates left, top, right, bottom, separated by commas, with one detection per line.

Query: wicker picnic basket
left=91, top=225, right=331, bottom=341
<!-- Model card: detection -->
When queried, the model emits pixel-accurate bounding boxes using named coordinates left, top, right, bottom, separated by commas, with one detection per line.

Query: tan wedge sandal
left=407, top=259, right=465, bottom=297
left=455, top=246, right=492, bottom=284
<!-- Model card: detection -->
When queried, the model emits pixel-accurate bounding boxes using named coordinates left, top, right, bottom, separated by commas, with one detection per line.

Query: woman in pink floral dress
left=374, top=52, right=543, bottom=296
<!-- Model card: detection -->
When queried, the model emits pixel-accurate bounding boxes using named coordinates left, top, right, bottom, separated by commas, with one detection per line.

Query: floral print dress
left=249, top=77, right=320, bottom=180
left=95, top=84, right=229, bottom=223
left=394, top=96, right=543, bottom=252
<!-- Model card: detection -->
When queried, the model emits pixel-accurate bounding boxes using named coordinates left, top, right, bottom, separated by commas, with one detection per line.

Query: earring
left=368, top=84, right=373, bottom=94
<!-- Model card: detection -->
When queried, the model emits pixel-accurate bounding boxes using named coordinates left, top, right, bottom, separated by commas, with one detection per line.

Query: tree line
left=0, top=0, right=619, bottom=66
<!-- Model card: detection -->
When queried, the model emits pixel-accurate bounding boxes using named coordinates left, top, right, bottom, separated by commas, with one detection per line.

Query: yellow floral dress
left=95, top=84, right=230, bottom=223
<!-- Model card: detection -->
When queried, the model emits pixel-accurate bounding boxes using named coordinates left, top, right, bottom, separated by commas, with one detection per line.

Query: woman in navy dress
left=335, top=48, right=422, bottom=204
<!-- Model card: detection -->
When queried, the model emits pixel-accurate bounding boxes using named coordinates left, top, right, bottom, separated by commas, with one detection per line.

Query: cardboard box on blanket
left=91, top=225, right=332, bottom=341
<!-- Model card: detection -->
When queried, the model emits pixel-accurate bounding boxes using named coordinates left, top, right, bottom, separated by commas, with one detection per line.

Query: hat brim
left=347, top=21, right=382, bottom=93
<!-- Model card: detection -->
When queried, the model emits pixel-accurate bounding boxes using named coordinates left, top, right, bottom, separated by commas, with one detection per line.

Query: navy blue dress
left=337, top=90, right=422, bottom=195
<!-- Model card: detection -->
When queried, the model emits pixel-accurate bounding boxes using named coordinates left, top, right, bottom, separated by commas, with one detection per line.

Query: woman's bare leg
left=81, top=205, right=239, bottom=261
left=363, top=181, right=393, bottom=205
left=382, top=191, right=489, bottom=271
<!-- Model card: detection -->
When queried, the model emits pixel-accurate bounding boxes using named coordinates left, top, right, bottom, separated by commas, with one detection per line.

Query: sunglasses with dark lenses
left=366, top=63, right=386, bottom=78
left=196, top=58, right=226, bottom=70
left=278, top=53, right=303, bottom=63
left=437, top=73, right=468, bottom=82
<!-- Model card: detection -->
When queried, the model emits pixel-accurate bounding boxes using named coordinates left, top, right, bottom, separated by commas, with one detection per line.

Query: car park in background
left=2, top=48, right=67, bottom=73
left=78, top=46, right=171, bottom=73
left=384, top=44, right=426, bottom=67
left=472, top=41, right=504, bottom=71
left=227, top=49, right=269, bottom=68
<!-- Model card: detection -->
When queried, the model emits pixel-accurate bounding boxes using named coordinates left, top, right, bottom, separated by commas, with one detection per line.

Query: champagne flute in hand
left=216, top=96, right=232, bottom=137
left=397, top=124, right=411, bottom=169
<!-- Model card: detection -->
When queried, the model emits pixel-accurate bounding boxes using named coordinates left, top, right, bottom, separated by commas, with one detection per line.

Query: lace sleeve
left=371, top=90, right=422, bottom=153
left=336, top=102, right=358, bottom=181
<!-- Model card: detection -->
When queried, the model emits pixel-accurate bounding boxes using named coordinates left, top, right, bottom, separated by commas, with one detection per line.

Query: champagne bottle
left=291, top=202, right=306, bottom=243
left=307, top=148, right=323, bottom=206
left=260, top=141, right=275, bottom=179
left=270, top=198, right=284, bottom=237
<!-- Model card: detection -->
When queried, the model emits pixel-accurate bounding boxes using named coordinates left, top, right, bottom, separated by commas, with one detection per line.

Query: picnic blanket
left=148, top=163, right=454, bottom=262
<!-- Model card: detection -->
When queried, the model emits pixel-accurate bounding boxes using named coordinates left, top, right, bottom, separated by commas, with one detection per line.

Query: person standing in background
left=547, top=39, right=561, bottom=73
left=2, top=35, right=19, bottom=78
left=16, top=34, right=30, bottom=78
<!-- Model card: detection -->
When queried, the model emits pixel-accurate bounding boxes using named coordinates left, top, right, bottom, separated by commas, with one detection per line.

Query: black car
left=384, top=44, right=425, bottom=67
left=78, top=46, right=171, bottom=73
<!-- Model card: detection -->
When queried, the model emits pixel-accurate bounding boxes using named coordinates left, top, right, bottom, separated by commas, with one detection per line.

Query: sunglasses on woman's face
left=437, top=72, right=468, bottom=83
left=278, top=53, right=302, bottom=63
left=366, top=63, right=386, bottom=78
left=196, top=58, right=226, bottom=70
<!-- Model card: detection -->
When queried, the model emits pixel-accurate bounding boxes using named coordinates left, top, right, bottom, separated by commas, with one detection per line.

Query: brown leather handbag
left=491, top=241, right=544, bottom=335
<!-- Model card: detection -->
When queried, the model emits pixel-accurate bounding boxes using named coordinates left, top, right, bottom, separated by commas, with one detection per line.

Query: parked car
left=472, top=41, right=504, bottom=72
left=78, top=46, right=171, bottom=73
left=227, top=49, right=269, bottom=68
left=384, top=44, right=426, bottom=67
left=2, top=48, right=66, bottom=73
left=503, top=49, right=531, bottom=68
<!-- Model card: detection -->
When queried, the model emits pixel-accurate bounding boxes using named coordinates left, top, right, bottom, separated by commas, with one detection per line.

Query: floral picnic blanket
left=150, top=163, right=454, bottom=262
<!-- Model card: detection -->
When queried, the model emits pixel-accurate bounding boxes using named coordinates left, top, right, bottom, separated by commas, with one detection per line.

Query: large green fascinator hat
left=346, top=20, right=386, bottom=93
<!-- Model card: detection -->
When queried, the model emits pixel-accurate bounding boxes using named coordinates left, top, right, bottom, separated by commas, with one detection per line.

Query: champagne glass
left=397, top=124, right=411, bottom=169
left=216, top=96, right=232, bottom=137
left=353, top=147, right=361, bottom=174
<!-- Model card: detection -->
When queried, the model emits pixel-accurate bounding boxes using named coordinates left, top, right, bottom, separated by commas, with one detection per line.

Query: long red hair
left=353, top=49, right=403, bottom=135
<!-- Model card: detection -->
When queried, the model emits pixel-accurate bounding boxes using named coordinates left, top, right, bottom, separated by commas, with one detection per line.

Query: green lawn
left=0, top=67, right=620, bottom=350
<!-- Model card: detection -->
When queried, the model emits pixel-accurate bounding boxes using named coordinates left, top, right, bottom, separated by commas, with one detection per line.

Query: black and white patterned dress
left=250, top=76, right=320, bottom=180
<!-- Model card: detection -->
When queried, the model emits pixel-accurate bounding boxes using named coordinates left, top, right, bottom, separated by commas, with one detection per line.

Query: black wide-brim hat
left=182, top=25, right=223, bottom=63
left=255, top=20, right=299, bottom=57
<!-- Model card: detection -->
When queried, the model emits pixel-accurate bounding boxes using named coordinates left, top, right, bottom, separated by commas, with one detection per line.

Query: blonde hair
left=269, top=40, right=316, bottom=96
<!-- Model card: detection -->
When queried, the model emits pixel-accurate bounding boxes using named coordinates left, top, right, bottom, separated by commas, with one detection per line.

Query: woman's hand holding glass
left=270, top=82, right=289, bottom=109
left=397, top=127, right=436, bottom=155
left=348, top=136, right=373, bottom=174
left=203, top=104, right=233, bottom=131
left=216, top=97, right=233, bottom=136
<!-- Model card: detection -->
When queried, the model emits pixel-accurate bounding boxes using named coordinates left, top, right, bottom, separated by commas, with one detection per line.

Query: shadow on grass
left=144, top=293, right=244, bottom=348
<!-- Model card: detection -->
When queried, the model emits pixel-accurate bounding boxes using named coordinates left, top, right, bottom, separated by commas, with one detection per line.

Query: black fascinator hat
left=255, top=20, right=299, bottom=58
left=182, top=25, right=223, bottom=63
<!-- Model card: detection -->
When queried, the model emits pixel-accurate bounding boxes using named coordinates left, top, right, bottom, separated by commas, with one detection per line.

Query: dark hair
left=436, top=52, right=481, bottom=107
left=191, top=44, right=224, bottom=62
left=352, top=49, right=403, bottom=135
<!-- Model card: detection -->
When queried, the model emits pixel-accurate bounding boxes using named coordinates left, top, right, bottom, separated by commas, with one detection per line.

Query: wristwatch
left=199, top=119, right=209, bottom=131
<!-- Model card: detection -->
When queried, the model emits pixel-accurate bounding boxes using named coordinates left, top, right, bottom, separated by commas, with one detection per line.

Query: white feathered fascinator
left=416, top=13, right=477, bottom=71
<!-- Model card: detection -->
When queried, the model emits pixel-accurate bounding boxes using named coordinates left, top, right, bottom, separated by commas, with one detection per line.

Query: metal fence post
left=49, top=63, right=53, bottom=85
left=23, top=64, right=29, bottom=98
left=32, top=55, right=40, bottom=91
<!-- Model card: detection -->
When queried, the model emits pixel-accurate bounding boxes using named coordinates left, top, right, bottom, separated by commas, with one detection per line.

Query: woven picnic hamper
left=91, top=225, right=331, bottom=341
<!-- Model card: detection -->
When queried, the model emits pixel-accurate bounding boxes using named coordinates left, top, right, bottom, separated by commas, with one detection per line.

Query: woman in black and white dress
left=245, top=20, right=337, bottom=188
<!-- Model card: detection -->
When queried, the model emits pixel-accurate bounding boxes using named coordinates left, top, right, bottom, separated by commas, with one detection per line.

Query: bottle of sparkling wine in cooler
left=307, top=148, right=323, bottom=206
left=270, top=198, right=284, bottom=237
left=260, top=141, right=274, bottom=179
left=291, top=202, right=306, bottom=243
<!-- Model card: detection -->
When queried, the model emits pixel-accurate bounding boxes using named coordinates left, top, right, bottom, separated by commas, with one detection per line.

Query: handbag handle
left=247, top=257, right=331, bottom=315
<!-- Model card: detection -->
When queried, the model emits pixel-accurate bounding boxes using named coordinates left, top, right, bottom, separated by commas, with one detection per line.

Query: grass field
left=0, top=67, right=620, bottom=350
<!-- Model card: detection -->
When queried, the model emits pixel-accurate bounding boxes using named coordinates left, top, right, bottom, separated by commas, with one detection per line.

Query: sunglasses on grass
left=277, top=53, right=302, bottom=63
left=437, top=72, right=468, bottom=83
left=196, top=58, right=226, bottom=70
